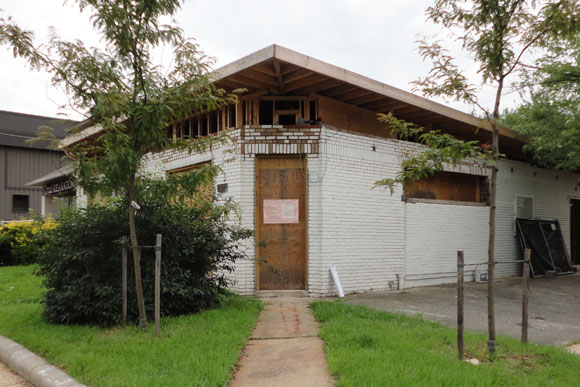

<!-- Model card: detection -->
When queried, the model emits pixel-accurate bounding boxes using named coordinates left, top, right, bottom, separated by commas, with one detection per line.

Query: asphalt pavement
left=346, top=273, right=580, bottom=346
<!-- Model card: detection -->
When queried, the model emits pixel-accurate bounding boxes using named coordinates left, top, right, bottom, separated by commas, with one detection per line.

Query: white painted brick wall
left=405, top=203, right=489, bottom=287
left=403, top=158, right=580, bottom=288
left=140, top=125, right=580, bottom=296
left=142, top=131, right=257, bottom=295
left=311, top=126, right=407, bottom=296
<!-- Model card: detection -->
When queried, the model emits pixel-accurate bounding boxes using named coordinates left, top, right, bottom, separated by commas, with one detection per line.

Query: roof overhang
left=26, top=163, right=74, bottom=187
left=212, top=44, right=526, bottom=156
left=60, top=44, right=526, bottom=156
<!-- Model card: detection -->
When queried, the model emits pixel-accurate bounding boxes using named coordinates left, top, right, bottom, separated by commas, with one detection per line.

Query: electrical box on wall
left=217, top=183, right=228, bottom=193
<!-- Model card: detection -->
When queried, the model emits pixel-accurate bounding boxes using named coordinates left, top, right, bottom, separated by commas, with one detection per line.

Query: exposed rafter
left=273, top=60, right=285, bottom=94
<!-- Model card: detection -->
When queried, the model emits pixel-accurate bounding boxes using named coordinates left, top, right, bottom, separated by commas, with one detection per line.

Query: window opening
left=192, top=117, right=199, bottom=138
left=275, top=100, right=300, bottom=110
left=309, top=100, right=317, bottom=122
left=201, top=114, right=208, bottom=136
left=242, top=101, right=247, bottom=126
left=229, top=105, right=236, bottom=128
left=210, top=112, right=219, bottom=134
left=259, top=100, right=274, bottom=125
left=278, top=114, right=297, bottom=126
left=12, top=195, right=29, bottom=213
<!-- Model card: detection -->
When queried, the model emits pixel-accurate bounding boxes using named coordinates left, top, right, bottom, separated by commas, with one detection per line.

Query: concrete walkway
left=230, top=297, right=333, bottom=387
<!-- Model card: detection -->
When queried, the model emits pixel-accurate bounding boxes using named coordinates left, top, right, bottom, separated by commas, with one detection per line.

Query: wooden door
left=256, top=156, right=307, bottom=290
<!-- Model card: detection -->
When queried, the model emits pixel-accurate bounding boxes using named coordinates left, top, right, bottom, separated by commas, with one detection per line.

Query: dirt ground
left=346, top=273, right=580, bottom=346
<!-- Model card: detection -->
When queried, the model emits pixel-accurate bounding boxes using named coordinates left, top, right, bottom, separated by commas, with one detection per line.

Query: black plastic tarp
left=515, top=218, right=573, bottom=277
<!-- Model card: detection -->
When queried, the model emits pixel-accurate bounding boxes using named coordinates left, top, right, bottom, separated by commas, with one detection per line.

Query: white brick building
left=43, top=45, right=580, bottom=296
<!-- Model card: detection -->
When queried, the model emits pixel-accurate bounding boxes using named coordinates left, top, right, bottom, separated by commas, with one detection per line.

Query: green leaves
left=1, top=1, right=237, bottom=203
left=37, top=180, right=254, bottom=326
left=375, top=113, right=493, bottom=194
left=504, top=17, right=580, bottom=172
left=414, top=1, right=577, bottom=120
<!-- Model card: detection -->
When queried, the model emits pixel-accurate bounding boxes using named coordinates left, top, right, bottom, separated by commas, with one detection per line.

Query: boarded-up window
left=404, top=171, right=487, bottom=203
left=167, top=162, right=214, bottom=204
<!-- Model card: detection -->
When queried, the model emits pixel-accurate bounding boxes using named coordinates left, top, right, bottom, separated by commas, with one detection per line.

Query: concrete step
left=255, top=290, right=308, bottom=298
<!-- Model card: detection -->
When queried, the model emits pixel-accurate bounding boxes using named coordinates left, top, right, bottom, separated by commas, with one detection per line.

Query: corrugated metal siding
left=0, top=146, right=63, bottom=221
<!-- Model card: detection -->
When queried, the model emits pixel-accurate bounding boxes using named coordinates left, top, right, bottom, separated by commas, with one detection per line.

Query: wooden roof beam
left=346, top=93, right=386, bottom=106
left=216, top=79, right=258, bottom=93
left=334, top=89, right=373, bottom=102
left=282, top=68, right=312, bottom=85
left=289, top=78, right=343, bottom=95
left=359, top=97, right=399, bottom=110
left=240, top=69, right=279, bottom=88
left=390, top=105, right=424, bottom=115
left=372, top=101, right=409, bottom=112
left=251, top=61, right=277, bottom=77
left=284, top=74, right=327, bottom=93
left=228, top=74, right=273, bottom=90
left=319, top=83, right=359, bottom=98
left=273, top=60, right=285, bottom=94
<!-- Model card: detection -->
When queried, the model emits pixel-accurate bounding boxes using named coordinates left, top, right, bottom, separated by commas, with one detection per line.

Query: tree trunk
left=128, top=172, right=147, bottom=329
left=487, top=142, right=497, bottom=357
left=487, top=77, right=504, bottom=358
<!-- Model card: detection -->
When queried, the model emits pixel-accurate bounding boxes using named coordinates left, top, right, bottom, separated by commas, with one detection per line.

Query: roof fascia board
left=59, top=123, right=104, bottom=148
left=211, top=45, right=276, bottom=81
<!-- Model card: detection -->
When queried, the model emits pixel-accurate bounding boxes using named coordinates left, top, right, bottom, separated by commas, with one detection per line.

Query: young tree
left=380, top=0, right=577, bottom=357
left=0, top=0, right=236, bottom=328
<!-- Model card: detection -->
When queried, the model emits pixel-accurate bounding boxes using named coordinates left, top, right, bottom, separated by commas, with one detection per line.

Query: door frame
left=254, top=154, right=309, bottom=291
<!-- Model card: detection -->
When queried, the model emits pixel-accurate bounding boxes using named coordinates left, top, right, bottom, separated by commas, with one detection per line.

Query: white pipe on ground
left=329, top=266, right=344, bottom=298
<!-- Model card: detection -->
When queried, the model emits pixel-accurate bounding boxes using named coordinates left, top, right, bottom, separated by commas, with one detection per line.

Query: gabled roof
left=212, top=44, right=525, bottom=155
left=0, top=110, right=78, bottom=150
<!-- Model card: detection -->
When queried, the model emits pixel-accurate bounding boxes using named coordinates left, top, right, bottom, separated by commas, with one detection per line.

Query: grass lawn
left=0, top=265, right=262, bottom=386
left=311, top=301, right=580, bottom=386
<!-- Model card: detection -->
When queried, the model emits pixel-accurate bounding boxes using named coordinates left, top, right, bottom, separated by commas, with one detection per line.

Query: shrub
left=37, top=180, right=253, bottom=327
left=0, top=220, right=57, bottom=266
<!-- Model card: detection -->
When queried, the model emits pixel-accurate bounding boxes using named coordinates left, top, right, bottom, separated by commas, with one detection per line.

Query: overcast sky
left=0, top=0, right=524, bottom=121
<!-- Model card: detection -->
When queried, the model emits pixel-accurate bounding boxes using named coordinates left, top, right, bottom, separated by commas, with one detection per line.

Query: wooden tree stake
left=155, top=234, right=162, bottom=337
left=522, top=248, right=531, bottom=344
left=122, top=238, right=127, bottom=326
left=457, top=251, right=464, bottom=361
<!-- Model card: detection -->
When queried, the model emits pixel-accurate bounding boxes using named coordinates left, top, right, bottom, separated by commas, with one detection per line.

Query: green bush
left=37, top=180, right=253, bottom=326
left=0, top=220, right=57, bottom=266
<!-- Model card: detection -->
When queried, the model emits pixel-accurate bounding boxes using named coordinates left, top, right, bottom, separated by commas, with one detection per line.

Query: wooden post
left=522, top=248, right=531, bottom=344
left=457, top=251, right=464, bottom=360
left=122, top=238, right=127, bottom=326
left=155, top=234, right=162, bottom=337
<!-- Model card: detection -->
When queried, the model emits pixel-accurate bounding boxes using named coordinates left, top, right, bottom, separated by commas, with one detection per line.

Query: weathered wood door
left=256, top=156, right=307, bottom=290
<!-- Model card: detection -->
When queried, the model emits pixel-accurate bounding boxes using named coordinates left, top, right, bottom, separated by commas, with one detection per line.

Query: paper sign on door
left=263, top=199, right=299, bottom=224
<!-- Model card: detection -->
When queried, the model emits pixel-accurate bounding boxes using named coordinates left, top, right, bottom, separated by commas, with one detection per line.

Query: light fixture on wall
left=371, top=144, right=377, bottom=152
